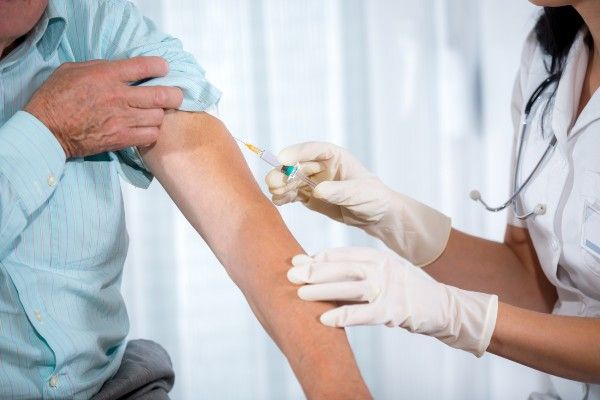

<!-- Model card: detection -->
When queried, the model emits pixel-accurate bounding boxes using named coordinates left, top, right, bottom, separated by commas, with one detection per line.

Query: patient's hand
left=25, top=57, right=183, bottom=158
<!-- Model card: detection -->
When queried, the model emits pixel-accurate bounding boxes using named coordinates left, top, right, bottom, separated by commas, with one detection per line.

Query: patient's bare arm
left=140, top=110, right=371, bottom=399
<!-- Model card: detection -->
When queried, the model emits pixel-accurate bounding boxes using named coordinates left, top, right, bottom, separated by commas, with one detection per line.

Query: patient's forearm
left=234, top=205, right=369, bottom=396
left=140, top=111, right=370, bottom=399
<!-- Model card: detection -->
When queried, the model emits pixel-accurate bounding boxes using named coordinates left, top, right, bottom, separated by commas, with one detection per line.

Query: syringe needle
left=233, top=136, right=265, bottom=156
left=234, top=136, right=318, bottom=188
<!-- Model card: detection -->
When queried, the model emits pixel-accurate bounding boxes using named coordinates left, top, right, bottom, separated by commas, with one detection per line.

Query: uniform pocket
left=581, top=171, right=600, bottom=276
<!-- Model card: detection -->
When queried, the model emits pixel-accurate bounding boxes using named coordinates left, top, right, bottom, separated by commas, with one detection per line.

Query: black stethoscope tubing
left=470, top=73, right=561, bottom=219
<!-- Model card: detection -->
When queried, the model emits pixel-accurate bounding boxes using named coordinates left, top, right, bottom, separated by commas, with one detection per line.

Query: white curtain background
left=121, top=1, right=547, bottom=398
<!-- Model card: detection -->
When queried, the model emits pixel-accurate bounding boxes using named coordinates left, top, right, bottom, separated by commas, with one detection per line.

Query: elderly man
left=0, top=1, right=371, bottom=399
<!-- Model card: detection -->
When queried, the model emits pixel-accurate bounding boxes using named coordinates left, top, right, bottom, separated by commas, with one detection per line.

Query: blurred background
left=122, top=0, right=545, bottom=398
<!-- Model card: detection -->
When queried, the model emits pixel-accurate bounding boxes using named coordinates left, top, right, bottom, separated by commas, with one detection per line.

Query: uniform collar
left=0, top=1, right=66, bottom=69
left=551, top=29, right=597, bottom=143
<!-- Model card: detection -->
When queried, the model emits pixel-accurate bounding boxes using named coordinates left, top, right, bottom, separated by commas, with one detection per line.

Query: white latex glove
left=266, top=142, right=451, bottom=266
left=288, top=247, right=498, bottom=357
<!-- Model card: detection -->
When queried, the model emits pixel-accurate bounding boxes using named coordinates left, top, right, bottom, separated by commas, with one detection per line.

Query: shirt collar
left=550, top=28, right=591, bottom=143
left=35, top=1, right=67, bottom=61
left=0, top=1, right=66, bottom=70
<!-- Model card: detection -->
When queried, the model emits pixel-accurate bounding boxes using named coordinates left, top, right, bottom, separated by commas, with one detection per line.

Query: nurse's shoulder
left=516, top=27, right=555, bottom=102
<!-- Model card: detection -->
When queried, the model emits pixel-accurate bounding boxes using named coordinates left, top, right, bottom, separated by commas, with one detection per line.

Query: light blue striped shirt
left=0, top=1, right=220, bottom=398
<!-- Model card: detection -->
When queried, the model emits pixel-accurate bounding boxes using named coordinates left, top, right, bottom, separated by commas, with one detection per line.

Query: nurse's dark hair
left=534, top=6, right=587, bottom=136
left=534, top=6, right=587, bottom=74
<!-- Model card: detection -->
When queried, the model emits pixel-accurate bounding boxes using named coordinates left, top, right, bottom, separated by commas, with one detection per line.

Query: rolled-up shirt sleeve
left=88, top=0, right=221, bottom=187
left=0, top=111, right=66, bottom=257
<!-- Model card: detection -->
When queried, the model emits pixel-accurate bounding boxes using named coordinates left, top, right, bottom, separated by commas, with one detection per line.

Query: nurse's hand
left=288, top=247, right=498, bottom=357
left=266, top=141, right=377, bottom=220
left=266, top=142, right=451, bottom=266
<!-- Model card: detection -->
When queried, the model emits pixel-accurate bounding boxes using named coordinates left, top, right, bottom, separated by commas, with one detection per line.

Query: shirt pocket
left=581, top=170, right=600, bottom=276
left=48, top=159, right=129, bottom=270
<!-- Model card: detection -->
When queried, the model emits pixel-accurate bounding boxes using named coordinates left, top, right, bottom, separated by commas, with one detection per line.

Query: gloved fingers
left=291, top=254, right=313, bottom=266
left=297, top=186, right=315, bottom=203
left=296, top=161, right=325, bottom=177
left=319, top=304, right=380, bottom=327
left=313, top=180, right=357, bottom=204
left=312, top=247, right=385, bottom=264
left=287, top=262, right=366, bottom=285
left=314, top=179, right=384, bottom=209
left=271, top=190, right=301, bottom=206
left=265, top=169, right=290, bottom=192
left=266, top=162, right=324, bottom=195
left=297, top=281, right=380, bottom=303
left=269, top=178, right=305, bottom=196
left=272, top=187, right=325, bottom=206
left=277, top=141, right=339, bottom=165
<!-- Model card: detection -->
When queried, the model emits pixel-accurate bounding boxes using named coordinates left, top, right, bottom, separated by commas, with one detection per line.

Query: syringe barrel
left=260, top=149, right=281, bottom=167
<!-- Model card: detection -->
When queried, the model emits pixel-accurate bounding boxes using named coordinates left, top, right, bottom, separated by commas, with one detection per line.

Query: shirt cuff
left=112, top=146, right=153, bottom=189
left=138, top=72, right=222, bottom=113
left=0, top=111, right=66, bottom=215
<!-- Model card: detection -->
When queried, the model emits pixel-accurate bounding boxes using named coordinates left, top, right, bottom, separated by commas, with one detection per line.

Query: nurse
left=267, top=2, right=600, bottom=399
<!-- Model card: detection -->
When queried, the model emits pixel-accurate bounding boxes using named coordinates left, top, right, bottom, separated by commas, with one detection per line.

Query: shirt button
left=49, top=375, right=59, bottom=388
left=34, top=310, right=42, bottom=322
left=47, top=174, right=57, bottom=187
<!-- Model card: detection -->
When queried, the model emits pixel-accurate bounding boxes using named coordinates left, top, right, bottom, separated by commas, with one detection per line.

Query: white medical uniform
left=508, top=28, right=600, bottom=400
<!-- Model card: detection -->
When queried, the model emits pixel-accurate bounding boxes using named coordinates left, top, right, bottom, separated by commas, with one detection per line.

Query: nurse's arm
left=489, top=302, right=600, bottom=383
left=139, top=110, right=371, bottom=399
left=425, top=227, right=600, bottom=381
left=424, top=225, right=557, bottom=313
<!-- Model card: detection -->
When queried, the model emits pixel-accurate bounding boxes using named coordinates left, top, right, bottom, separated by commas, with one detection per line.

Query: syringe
left=234, top=137, right=317, bottom=189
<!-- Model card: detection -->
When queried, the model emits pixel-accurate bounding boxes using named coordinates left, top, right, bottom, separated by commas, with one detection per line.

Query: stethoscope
left=470, top=73, right=561, bottom=220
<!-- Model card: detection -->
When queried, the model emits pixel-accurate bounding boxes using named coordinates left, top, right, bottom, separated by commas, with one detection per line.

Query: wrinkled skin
left=24, top=58, right=184, bottom=157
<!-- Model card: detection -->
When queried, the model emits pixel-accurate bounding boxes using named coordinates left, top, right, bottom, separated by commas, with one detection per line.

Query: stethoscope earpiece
left=533, top=204, right=546, bottom=216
